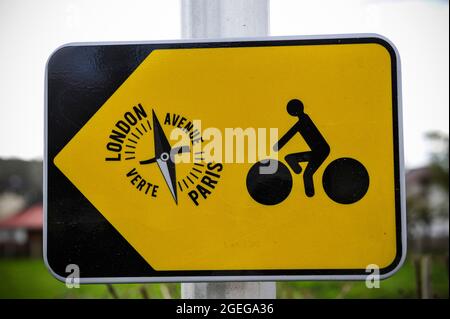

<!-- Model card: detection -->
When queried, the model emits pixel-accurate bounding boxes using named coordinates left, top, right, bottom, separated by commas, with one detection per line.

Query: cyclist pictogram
left=246, top=99, right=370, bottom=206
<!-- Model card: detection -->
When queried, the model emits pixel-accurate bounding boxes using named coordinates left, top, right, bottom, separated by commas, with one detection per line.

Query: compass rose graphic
left=139, top=110, right=190, bottom=204
left=104, top=104, right=221, bottom=206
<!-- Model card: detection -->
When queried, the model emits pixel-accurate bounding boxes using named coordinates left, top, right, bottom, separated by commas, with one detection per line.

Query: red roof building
left=0, top=204, right=43, bottom=230
left=0, top=203, right=43, bottom=258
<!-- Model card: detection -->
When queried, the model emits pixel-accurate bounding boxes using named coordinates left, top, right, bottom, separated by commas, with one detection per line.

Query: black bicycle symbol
left=246, top=99, right=369, bottom=206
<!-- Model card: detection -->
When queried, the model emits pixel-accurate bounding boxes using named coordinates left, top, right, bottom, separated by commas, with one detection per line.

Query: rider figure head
left=287, top=99, right=304, bottom=117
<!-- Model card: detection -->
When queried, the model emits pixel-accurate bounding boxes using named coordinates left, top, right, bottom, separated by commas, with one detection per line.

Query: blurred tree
left=426, top=132, right=449, bottom=197
left=0, top=158, right=43, bottom=206
left=406, top=132, right=449, bottom=253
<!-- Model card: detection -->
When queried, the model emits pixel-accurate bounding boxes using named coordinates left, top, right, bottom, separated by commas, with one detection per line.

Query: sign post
left=180, top=0, right=275, bottom=299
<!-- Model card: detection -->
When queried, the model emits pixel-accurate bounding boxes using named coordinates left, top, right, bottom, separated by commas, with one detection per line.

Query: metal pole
left=181, top=0, right=269, bottom=39
left=180, top=0, right=275, bottom=299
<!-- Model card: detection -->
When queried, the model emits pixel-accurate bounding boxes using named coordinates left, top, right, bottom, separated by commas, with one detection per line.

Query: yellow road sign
left=45, top=35, right=405, bottom=282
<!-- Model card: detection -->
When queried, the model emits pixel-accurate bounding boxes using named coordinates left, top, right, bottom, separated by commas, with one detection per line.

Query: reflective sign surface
left=45, top=35, right=405, bottom=282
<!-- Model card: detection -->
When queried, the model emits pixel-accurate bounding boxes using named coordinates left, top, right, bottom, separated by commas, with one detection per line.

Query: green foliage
left=278, top=255, right=448, bottom=299
left=0, top=259, right=180, bottom=299
left=0, top=256, right=447, bottom=299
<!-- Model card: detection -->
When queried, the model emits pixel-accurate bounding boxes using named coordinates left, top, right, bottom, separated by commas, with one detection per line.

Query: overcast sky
left=0, top=0, right=448, bottom=168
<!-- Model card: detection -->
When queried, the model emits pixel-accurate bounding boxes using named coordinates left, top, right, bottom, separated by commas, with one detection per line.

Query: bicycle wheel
left=246, top=159, right=293, bottom=205
left=322, top=157, right=369, bottom=204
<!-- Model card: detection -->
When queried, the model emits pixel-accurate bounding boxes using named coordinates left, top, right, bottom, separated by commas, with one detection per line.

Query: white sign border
left=43, top=33, right=406, bottom=283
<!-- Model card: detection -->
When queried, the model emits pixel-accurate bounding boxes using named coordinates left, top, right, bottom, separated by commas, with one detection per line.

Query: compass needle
left=152, top=110, right=178, bottom=204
